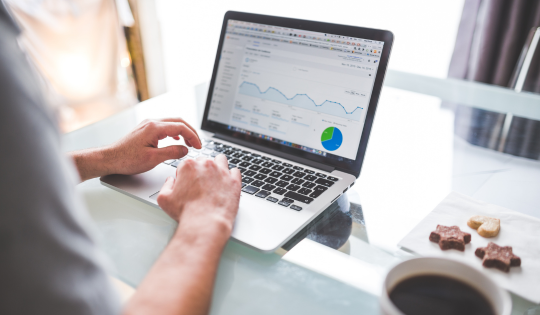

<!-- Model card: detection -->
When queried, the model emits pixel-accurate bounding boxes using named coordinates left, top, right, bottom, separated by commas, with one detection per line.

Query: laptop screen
left=206, top=19, right=385, bottom=163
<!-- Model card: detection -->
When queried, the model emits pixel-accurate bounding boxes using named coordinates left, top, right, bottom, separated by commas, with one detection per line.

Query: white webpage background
left=209, top=29, right=380, bottom=159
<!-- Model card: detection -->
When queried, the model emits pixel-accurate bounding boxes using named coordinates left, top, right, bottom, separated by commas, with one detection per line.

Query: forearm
left=124, top=214, right=230, bottom=315
left=69, top=147, right=113, bottom=181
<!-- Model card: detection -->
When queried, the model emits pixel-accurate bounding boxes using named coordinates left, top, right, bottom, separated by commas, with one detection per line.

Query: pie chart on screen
left=321, top=127, right=343, bottom=151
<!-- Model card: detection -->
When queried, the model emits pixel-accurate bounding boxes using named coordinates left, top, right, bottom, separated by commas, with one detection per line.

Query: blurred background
left=6, top=0, right=540, bottom=159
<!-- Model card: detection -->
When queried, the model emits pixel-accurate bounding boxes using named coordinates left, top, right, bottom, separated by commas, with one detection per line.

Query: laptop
left=101, top=11, right=393, bottom=252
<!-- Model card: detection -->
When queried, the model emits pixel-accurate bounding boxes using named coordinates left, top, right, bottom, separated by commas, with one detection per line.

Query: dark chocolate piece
left=475, top=242, right=521, bottom=272
left=429, top=225, right=471, bottom=251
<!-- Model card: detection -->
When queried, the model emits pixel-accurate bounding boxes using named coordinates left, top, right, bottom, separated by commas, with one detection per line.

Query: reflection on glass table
left=283, top=193, right=364, bottom=252
left=64, top=72, right=540, bottom=315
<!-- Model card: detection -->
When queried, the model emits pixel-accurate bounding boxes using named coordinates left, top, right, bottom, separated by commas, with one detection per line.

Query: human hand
left=157, top=155, right=242, bottom=236
left=103, top=118, right=202, bottom=176
left=70, top=118, right=201, bottom=181
left=124, top=155, right=242, bottom=315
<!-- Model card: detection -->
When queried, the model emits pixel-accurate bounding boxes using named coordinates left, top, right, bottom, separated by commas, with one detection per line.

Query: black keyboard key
left=282, top=198, right=294, bottom=203
left=241, top=150, right=251, bottom=154
left=222, top=145, right=231, bottom=149
left=284, top=191, right=314, bottom=204
left=278, top=200, right=291, bottom=207
left=271, top=159, right=282, bottom=164
left=255, top=190, right=271, bottom=198
left=252, top=180, right=265, bottom=187
left=292, top=171, right=306, bottom=178
left=264, top=177, right=278, bottom=184
left=282, top=163, right=292, bottom=167
left=244, top=170, right=256, bottom=177
left=290, top=205, right=303, bottom=211
left=259, top=168, right=272, bottom=174
left=269, top=171, right=282, bottom=178
left=254, top=174, right=267, bottom=180
left=242, top=156, right=254, bottom=162
left=261, top=162, right=274, bottom=168
left=291, top=178, right=304, bottom=185
left=293, top=166, right=303, bottom=170
left=273, top=188, right=287, bottom=195
left=282, top=168, right=295, bottom=175
left=230, top=158, right=241, bottom=164
left=315, top=178, right=335, bottom=187
left=228, top=164, right=237, bottom=169
left=304, top=175, right=317, bottom=181
left=232, top=153, right=244, bottom=158
left=304, top=169, right=315, bottom=174
left=266, top=196, right=278, bottom=203
left=239, top=161, right=251, bottom=168
left=302, top=182, right=316, bottom=189
left=231, top=147, right=241, bottom=151
left=214, top=147, right=224, bottom=152
left=251, top=159, right=263, bottom=165
left=242, top=185, right=259, bottom=194
left=261, top=184, right=276, bottom=191
left=242, top=177, right=254, bottom=184
left=261, top=156, right=271, bottom=161
left=272, top=165, right=284, bottom=171
left=223, top=150, right=234, bottom=155
left=280, top=175, right=294, bottom=181
left=275, top=181, right=289, bottom=188
left=309, top=191, right=323, bottom=198
left=314, top=185, right=329, bottom=192
left=309, top=185, right=328, bottom=198
left=315, top=173, right=326, bottom=178
left=238, top=167, right=246, bottom=173
left=297, top=188, right=312, bottom=195
left=327, top=176, right=339, bottom=181
left=242, top=183, right=247, bottom=188
left=249, top=165, right=262, bottom=171
left=286, top=184, right=301, bottom=191
left=251, top=153, right=261, bottom=158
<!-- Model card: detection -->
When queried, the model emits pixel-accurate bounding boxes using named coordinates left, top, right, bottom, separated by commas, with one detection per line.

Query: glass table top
left=64, top=71, right=540, bottom=314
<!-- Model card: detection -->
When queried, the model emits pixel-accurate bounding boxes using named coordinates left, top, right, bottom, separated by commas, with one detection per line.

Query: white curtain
left=6, top=0, right=138, bottom=131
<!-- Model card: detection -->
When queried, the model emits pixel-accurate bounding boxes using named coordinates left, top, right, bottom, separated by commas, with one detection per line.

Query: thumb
left=160, top=176, right=175, bottom=195
left=157, top=176, right=175, bottom=208
left=154, top=145, right=188, bottom=163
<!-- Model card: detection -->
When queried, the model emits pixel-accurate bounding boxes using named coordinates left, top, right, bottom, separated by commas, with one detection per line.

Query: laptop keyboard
left=163, top=140, right=340, bottom=211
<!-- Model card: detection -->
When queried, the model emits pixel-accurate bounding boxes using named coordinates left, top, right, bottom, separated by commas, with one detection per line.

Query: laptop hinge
left=213, top=133, right=334, bottom=173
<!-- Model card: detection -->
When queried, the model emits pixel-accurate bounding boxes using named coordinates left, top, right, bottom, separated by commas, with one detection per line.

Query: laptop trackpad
left=101, top=163, right=176, bottom=204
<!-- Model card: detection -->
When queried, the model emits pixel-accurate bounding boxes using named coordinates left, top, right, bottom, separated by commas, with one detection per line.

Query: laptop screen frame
left=201, top=11, right=394, bottom=178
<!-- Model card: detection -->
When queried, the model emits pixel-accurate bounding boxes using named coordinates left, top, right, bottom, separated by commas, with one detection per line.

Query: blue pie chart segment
left=321, top=127, right=343, bottom=151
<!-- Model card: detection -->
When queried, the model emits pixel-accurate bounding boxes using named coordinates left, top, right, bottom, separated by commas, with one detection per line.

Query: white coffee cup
left=380, top=257, right=512, bottom=315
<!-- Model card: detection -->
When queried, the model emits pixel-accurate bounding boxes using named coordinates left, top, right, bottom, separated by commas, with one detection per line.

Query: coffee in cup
left=380, top=257, right=511, bottom=315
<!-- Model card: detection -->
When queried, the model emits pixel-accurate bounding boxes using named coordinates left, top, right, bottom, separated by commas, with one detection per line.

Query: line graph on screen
left=238, top=81, right=363, bottom=121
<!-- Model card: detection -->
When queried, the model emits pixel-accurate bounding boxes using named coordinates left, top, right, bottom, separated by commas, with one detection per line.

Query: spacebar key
left=284, top=191, right=313, bottom=204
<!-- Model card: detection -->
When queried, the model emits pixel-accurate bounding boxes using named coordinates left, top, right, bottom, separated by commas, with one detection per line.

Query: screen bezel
left=201, top=11, right=394, bottom=178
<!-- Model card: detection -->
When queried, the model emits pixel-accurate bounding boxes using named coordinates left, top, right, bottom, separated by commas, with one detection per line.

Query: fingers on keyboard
left=195, top=141, right=341, bottom=211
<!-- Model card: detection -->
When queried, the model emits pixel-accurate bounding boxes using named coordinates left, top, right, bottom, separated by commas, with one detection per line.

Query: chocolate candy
left=429, top=225, right=471, bottom=251
left=475, top=242, right=521, bottom=272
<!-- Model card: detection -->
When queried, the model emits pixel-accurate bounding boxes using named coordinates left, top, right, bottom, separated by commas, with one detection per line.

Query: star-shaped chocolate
left=475, top=242, right=521, bottom=272
left=429, top=225, right=471, bottom=251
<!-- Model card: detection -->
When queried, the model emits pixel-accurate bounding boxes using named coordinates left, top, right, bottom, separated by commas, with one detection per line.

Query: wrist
left=70, top=146, right=114, bottom=181
left=173, top=203, right=233, bottom=248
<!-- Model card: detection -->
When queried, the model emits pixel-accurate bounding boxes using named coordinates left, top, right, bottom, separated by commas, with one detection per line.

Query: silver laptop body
left=101, top=12, right=393, bottom=252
